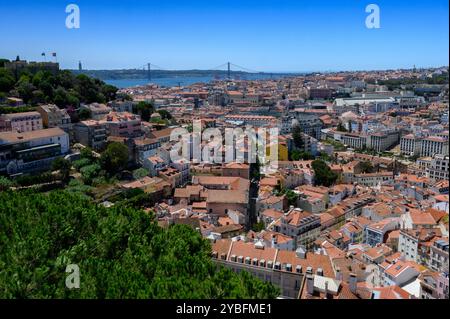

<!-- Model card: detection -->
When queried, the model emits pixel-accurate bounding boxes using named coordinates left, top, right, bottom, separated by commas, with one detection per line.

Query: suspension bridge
left=134, top=61, right=271, bottom=82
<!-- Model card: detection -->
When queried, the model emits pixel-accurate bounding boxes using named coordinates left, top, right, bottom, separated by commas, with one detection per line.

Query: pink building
left=101, top=112, right=142, bottom=138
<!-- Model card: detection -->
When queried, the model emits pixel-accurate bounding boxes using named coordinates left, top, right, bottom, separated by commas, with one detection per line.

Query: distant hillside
left=69, top=69, right=289, bottom=80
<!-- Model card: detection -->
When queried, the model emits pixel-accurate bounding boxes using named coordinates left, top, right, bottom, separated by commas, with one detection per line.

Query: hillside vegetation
left=0, top=190, right=279, bottom=299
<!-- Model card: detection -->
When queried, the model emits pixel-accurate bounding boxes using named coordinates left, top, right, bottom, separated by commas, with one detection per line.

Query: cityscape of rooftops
left=0, top=0, right=448, bottom=311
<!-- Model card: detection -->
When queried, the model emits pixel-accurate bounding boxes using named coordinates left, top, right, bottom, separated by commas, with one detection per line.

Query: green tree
left=133, top=101, right=154, bottom=121
left=360, top=161, right=374, bottom=173
left=16, top=80, right=35, bottom=103
left=290, top=150, right=314, bottom=161
left=78, top=108, right=91, bottom=121
left=29, top=90, right=45, bottom=105
left=290, top=149, right=301, bottom=161
left=0, top=176, right=15, bottom=191
left=312, top=159, right=338, bottom=187
left=101, top=84, right=118, bottom=101
left=0, top=190, right=279, bottom=298
left=252, top=221, right=265, bottom=232
left=80, top=163, right=101, bottom=185
left=157, top=109, right=173, bottom=120
left=250, top=155, right=261, bottom=180
left=100, top=142, right=129, bottom=175
left=284, top=189, right=299, bottom=206
left=133, top=168, right=150, bottom=180
left=52, top=157, right=72, bottom=182
left=80, top=147, right=94, bottom=161
left=0, top=68, right=15, bottom=92
left=292, top=125, right=304, bottom=150
left=73, top=158, right=92, bottom=171
left=0, top=58, right=10, bottom=68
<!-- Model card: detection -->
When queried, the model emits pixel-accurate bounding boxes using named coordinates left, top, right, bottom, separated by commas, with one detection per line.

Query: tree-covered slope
left=0, top=66, right=118, bottom=108
left=0, top=190, right=279, bottom=299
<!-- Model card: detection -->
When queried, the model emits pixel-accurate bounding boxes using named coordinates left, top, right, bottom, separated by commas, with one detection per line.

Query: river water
left=105, top=73, right=293, bottom=88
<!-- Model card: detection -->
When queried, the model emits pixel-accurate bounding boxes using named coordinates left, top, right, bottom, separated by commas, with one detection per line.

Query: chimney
left=306, top=274, right=314, bottom=295
left=316, top=268, right=323, bottom=276
left=349, top=273, right=357, bottom=294
left=295, top=246, right=306, bottom=259
left=271, top=234, right=277, bottom=246
left=336, top=267, right=343, bottom=281
left=324, top=281, right=329, bottom=299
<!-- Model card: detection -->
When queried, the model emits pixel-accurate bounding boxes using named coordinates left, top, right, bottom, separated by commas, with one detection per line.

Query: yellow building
left=266, top=139, right=289, bottom=161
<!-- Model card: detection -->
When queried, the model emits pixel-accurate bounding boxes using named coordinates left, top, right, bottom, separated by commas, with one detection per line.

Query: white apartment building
left=223, top=115, right=278, bottom=127
left=0, top=127, right=70, bottom=175
left=380, top=260, right=420, bottom=287
left=398, top=230, right=420, bottom=263
left=340, top=132, right=367, bottom=149
left=400, top=135, right=449, bottom=157
left=420, top=136, right=449, bottom=157
left=427, top=154, right=449, bottom=181
left=400, top=134, right=421, bottom=156
left=366, top=131, right=400, bottom=152
left=0, top=111, right=43, bottom=133
left=354, top=172, right=394, bottom=187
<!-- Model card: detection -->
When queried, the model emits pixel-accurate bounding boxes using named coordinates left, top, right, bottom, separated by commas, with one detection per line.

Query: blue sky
left=0, top=0, right=448, bottom=71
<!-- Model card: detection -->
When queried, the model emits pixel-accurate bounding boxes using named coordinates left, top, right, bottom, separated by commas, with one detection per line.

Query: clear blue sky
left=0, top=0, right=448, bottom=71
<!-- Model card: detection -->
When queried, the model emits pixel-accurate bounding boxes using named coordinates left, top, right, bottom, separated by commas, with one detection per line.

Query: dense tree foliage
left=77, top=108, right=91, bottom=120
left=292, top=125, right=304, bottom=151
left=52, top=158, right=72, bottom=182
left=360, top=161, right=374, bottom=174
left=366, top=73, right=450, bottom=90
left=0, top=190, right=279, bottom=298
left=12, top=172, right=59, bottom=187
left=132, top=168, right=150, bottom=179
left=80, top=163, right=102, bottom=185
left=0, top=105, right=37, bottom=114
left=290, top=150, right=314, bottom=161
left=100, top=142, right=129, bottom=175
left=0, top=68, right=15, bottom=92
left=312, top=159, right=338, bottom=187
left=0, top=176, right=14, bottom=191
left=0, top=63, right=118, bottom=107
left=274, top=188, right=298, bottom=207
left=132, top=101, right=154, bottom=121
left=157, top=109, right=173, bottom=120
